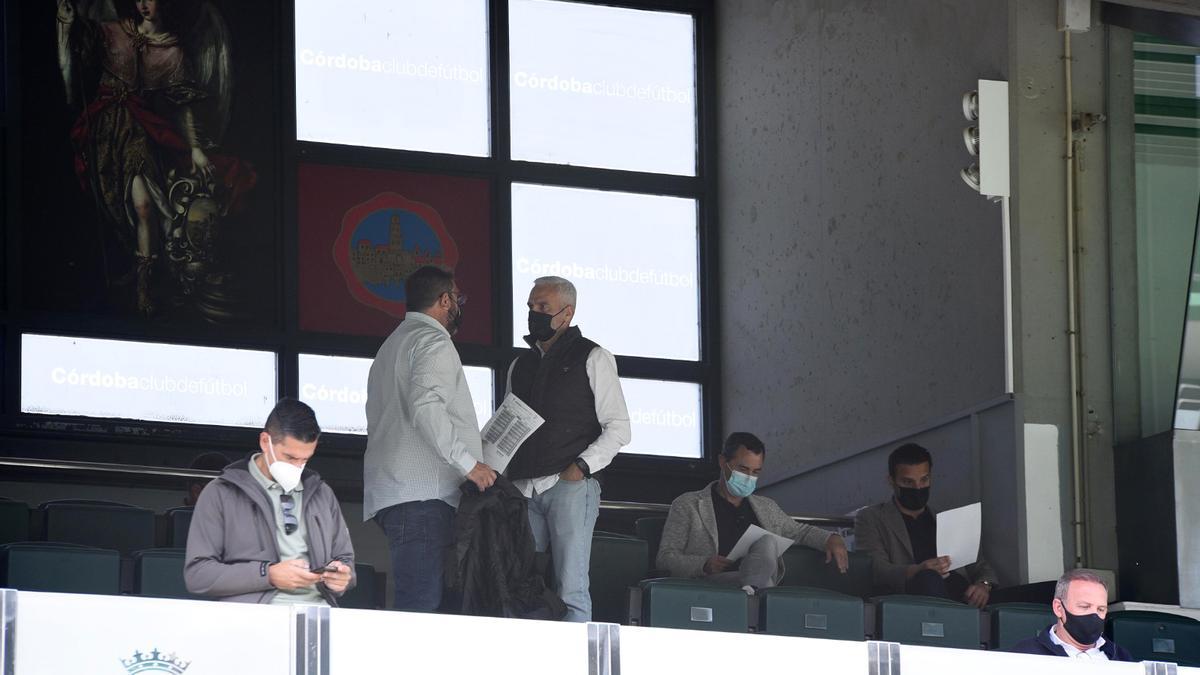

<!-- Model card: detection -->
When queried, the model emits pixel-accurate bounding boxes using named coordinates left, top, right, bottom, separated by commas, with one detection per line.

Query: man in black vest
left=506, top=276, right=631, bottom=622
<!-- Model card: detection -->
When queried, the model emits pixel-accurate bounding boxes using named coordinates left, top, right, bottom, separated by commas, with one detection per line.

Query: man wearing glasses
left=185, top=398, right=356, bottom=605
left=364, top=265, right=497, bottom=612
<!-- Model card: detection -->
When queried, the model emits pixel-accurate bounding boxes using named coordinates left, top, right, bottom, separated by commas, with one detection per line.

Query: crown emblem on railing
left=121, top=648, right=190, bottom=674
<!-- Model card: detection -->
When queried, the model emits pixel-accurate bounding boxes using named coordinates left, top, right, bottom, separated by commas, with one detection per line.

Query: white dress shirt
left=363, top=312, right=482, bottom=518
left=505, top=341, right=631, bottom=498
left=1049, top=624, right=1110, bottom=660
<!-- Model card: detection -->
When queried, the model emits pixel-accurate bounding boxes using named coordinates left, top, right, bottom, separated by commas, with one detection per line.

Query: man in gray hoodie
left=185, top=398, right=356, bottom=604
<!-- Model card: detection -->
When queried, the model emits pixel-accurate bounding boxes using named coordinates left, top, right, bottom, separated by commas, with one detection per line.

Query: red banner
left=298, top=164, right=492, bottom=343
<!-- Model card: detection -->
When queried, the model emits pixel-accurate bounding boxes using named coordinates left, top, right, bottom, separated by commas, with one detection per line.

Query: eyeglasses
left=279, top=493, right=299, bottom=535
left=446, top=290, right=467, bottom=307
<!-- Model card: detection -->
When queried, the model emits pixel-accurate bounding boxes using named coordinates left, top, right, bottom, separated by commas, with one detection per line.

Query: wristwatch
left=979, top=580, right=995, bottom=589
left=573, top=458, right=592, bottom=478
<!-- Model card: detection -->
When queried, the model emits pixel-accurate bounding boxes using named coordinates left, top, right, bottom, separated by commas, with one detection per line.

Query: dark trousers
left=375, top=499, right=455, bottom=612
left=906, top=568, right=970, bottom=602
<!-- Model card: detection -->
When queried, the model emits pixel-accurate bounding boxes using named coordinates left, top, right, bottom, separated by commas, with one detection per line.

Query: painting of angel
left=36, top=0, right=270, bottom=321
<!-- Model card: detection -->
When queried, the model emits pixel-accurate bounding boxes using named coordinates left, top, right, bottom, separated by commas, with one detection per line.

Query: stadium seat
left=590, top=534, right=649, bottom=624
left=780, top=546, right=873, bottom=597
left=637, top=578, right=749, bottom=633
left=40, top=499, right=156, bottom=556
left=134, top=548, right=193, bottom=599
left=338, top=563, right=378, bottom=609
left=758, top=586, right=865, bottom=640
left=167, top=507, right=194, bottom=547
left=0, top=499, right=30, bottom=545
left=634, top=517, right=666, bottom=571
left=873, top=594, right=983, bottom=649
left=1107, top=610, right=1200, bottom=666
left=0, top=541, right=120, bottom=594
left=988, top=602, right=1055, bottom=650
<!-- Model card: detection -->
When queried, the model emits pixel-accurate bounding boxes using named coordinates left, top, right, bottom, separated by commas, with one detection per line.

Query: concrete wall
left=715, top=0, right=1008, bottom=487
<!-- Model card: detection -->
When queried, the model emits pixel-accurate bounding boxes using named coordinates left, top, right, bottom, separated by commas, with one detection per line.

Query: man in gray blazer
left=854, top=443, right=997, bottom=607
left=657, top=432, right=849, bottom=592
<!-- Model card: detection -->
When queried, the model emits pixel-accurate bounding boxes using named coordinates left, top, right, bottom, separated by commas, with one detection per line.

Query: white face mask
left=266, top=438, right=305, bottom=493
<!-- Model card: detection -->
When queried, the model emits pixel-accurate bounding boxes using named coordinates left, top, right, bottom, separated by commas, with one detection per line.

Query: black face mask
left=1061, top=609, right=1105, bottom=646
left=894, top=486, right=930, bottom=511
left=527, top=307, right=566, bottom=342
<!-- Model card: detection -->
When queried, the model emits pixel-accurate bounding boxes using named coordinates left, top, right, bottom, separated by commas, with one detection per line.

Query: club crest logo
left=333, top=192, right=460, bottom=317
left=121, top=648, right=190, bottom=674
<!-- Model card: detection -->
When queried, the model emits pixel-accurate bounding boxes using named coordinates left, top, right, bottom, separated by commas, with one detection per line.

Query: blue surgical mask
left=725, top=467, right=757, bottom=498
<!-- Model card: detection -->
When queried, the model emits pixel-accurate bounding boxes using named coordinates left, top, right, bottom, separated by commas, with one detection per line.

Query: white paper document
left=480, top=393, right=544, bottom=474
left=936, top=502, right=982, bottom=571
left=726, top=524, right=794, bottom=562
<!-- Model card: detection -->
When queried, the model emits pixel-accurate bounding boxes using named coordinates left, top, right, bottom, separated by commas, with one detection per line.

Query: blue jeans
left=527, top=477, right=601, bottom=622
left=375, top=499, right=455, bottom=612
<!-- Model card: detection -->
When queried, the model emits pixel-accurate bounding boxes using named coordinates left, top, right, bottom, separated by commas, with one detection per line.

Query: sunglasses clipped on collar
left=280, top=493, right=299, bottom=535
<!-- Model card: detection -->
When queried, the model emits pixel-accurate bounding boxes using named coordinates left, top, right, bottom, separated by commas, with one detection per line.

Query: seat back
left=873, top=594, right=983, bottom=649
left=134, top=548, right=193, bottom=599
left=1108, top=610, right=1200, bottom=666
left=780, top=546, right=873, bottom=597
left=758, top=586, right=865, bottom=640
left=41, top=500, right=156, bottom=556
left=168, top=507, right=194, bottom=548
left=634, top=517, right=667, bottom=570
left=338, top=563, right=379, bottom=609
left=988, top=602, right=1054, bottom=650
left=590, top=534, right=649, bottom=624
left=0, top=500, right=30, bottom=545
left=639, top=579, right=749, bottom=633
left=0, top=542, right=120, bottom=595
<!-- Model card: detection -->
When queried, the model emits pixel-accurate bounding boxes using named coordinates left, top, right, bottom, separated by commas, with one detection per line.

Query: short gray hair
left=533, top=276, right=577, bottom=306
left=1054, top=568, right=1108, bottom=603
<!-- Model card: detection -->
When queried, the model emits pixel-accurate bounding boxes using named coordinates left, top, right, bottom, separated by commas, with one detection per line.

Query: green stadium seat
left=634, top=517, right=666, bottom=571
left=0, top=499, right=30, bottom=545
left=590, top=534, right=649, bottom=624
left=1107, top=610, right=1200, bottom=666
left=873, top=594, right=983, bottom=649
left=988, top=602, right=1055, bottom=650
left=638, top=578, right=749, bottom=633
left=167, top=507, right=194, bottom=548
left=780, top=546, right=873, bottom=597
left=758, top=586, right=865, bottom=640
left=0, top=541, right=120, bottom=594
left=338, top=563, right=378, bottom=609
left=40, top=500, right=156, bottom=557
left=133, top=548, right=194, bottom=599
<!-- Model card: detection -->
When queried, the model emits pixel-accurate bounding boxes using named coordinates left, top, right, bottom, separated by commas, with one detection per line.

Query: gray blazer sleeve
left=965, top=555, right=998, bottom=587
left=656, top=497, right=709, bottom=578
left=184, top=483, right=275, bottom=598
left=854, top=506, right=909, bottom=594
left=763, top=500, right=832, bottom=550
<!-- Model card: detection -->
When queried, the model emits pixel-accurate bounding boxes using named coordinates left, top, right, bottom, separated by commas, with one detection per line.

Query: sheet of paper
left=480, top=393, right=544, bottom=474
left=936, top=502, right=982, bottom=571
left=725, top=524, right=794, bottom=562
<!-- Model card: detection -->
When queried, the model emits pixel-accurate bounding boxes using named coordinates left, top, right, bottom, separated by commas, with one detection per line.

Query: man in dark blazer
left=1009, top=569, right=1134, bottom=661
left=854, top=443, right=998, bottom=607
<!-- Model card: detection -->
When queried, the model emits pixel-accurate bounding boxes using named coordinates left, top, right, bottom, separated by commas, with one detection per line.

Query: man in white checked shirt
left=364, top=265, right=497, bottom=612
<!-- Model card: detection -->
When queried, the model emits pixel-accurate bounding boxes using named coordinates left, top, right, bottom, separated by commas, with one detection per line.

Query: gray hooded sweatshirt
left=184, top=458, right=356, bottom=604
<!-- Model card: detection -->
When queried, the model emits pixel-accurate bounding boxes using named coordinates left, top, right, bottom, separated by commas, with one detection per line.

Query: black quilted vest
left=506, top=327, right=601, bottom=480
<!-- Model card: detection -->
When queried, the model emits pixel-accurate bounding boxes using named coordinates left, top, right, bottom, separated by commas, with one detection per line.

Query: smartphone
left=309, top=560, right=341, bottom=574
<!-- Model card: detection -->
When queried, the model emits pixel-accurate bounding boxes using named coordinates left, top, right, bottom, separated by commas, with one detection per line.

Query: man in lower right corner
left=1009, top=568, right=1134, bottom=661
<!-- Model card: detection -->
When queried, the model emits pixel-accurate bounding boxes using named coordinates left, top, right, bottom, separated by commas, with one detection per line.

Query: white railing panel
left=328, top=608, right=590, bottom=675
left=901, top=643, right=1150, bottom=674
left=618, top=625, right=867, bottom=675
left=13, top=592, right=293, bottom=674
